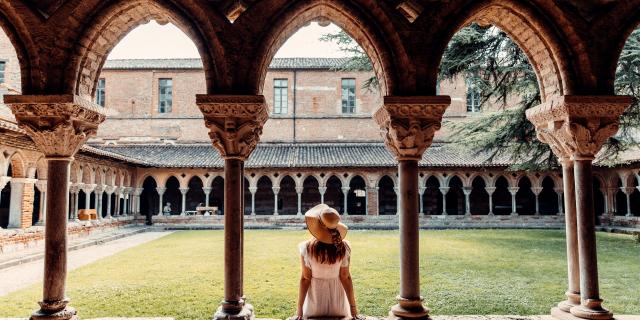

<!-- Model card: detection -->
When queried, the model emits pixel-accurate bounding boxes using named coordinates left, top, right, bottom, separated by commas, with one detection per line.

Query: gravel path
left=0, top=231, right=172, bottom=296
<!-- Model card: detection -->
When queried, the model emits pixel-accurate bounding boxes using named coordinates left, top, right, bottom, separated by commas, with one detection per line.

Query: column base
left=31, top=300, right=77, bottom=320
left=570, top=300, right=613, bottom=320
left=557, top=291, right=581, bottom=312
left=213, top=301, right=254, bottom=320
left=389, top=296, right=430, bottom=320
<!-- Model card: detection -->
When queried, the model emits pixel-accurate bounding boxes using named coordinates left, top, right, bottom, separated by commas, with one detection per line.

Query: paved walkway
left=0, top=231, right=172, bottom=296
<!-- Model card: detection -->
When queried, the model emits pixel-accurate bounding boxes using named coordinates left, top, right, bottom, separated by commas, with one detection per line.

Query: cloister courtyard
left=0, top=230, right=638, bottom=320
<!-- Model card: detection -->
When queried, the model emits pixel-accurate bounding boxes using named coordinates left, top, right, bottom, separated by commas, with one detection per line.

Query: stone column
left=394, top=186, right=400, bottom=215
left=94, top=185, right=104, bottom=219
left=69, top=185, right=80, bottom=221
left=105, top=188, right=114, bottom=219
left=532, top=187, right=543, bottom=215
left=341, top=186, right=350, bottom=215
left=179, top=187, right=188, bottom=215
left=295, top=186, right=303, bottom=215
left=508, top=187, right=519, bottom=216
left=272, top=186, right=280, bottom=215
left=249, top=187, right=257, bottom=215
left=485, top=187, right=496, bottom=216
left=606, top=187, right=617, bottom=216
left=319, top=186, right=327, bottom=204
left=374, top=95, right=449, bottom=319
left=197, top=94, right=268, bottom=320
left=462, top=187, right=472, bottom=216
left=368, top=186, right=379, bottom=216
left=8, top=179, right=27, bottom=228
left=621, top=187, right=634, bottom=217
left=133, top=188, right=143, bottom=216
left=36, top=181, right=48, bottom=225
left=203, top=187, right=212, bottom=207
left=156, top=187, right=166, bottom=216
left=527, top=95, right=633, bottom=320
left=6, top=94, right=105, bottom=319
left=418, top=187, right=426, bottom=215
left=555, top=187, right=564, bottom=215
left=439, top=187, right=449, bottom=215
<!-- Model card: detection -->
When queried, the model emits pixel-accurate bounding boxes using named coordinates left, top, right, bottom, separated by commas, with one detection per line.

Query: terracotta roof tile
left=103, top=57, right=352, bottom=70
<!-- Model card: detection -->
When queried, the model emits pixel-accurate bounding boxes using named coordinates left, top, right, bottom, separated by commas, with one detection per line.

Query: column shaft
left=558, top=161, right=580, bottom=311
left=222, top=159, right=244, bottom=313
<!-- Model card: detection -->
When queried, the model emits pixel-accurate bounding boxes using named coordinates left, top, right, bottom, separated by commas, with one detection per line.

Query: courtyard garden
left=0, top=229, right=638, bottom=320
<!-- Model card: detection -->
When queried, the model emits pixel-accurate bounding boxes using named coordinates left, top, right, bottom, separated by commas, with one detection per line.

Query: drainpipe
left=293, top=69, right=297, bottom=142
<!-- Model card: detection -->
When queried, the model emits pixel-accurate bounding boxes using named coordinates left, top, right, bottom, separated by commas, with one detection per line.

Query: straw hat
left=304, top=204, right=348, bottom=244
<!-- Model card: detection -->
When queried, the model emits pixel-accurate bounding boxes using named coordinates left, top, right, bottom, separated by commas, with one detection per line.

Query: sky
left=107, top=21, right=349, bottom=60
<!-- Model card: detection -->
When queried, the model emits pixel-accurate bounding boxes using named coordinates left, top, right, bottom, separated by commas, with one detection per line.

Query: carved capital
left=526, top=95, right=634, bottom=160
left=196, top=95, right=269, bottom=160
left=374, top=96, right=450, bottom=160
left=5, top=95, right=106, bottom=157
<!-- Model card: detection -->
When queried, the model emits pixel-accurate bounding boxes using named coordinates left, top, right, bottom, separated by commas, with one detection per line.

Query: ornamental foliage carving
left=526, top=95, right=634, bottom=159
left=5, top=95, right=106, bottom=157
left=374, top=96, right=450, bottom=160
left=196, top=95, right=269, bottom=160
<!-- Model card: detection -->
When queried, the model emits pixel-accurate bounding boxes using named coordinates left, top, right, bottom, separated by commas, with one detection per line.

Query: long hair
left=307, top=229, right=350, bottom=265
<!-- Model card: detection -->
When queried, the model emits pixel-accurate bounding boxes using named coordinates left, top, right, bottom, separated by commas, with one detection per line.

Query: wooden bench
left=78, top=209, right=98, bottom=220
left=196, top=206, right=218, bottom=215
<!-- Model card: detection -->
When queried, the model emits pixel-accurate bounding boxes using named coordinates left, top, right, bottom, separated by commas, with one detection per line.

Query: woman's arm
left=297, top=255, right=312, bottom=318
left=339, top=266, right=358, bottom=317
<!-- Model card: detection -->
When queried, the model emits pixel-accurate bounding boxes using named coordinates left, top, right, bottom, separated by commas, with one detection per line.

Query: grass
left=0, top=230, right=638, bottom=319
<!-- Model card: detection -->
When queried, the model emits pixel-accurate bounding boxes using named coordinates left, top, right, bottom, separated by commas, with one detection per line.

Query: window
left=0, top=61, right=6, bottom=84
left=96, top=78, right=105, bottom=107
left=158, top=78, right=173, bottom=113
left=273, top=79, right=288, bottom=114
left=466, top=80, right=481, bottom=113
left=341, top=78, right=356, bottom=114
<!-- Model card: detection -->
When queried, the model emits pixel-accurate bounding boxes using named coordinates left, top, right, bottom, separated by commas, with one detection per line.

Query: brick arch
left=428, top=1, right=577, bottom=101
left=67, top=0, right=226, bottom=98
left=248, top=1, right=408, bottom=96
left=0, top=3, right=42, bottom=94
left=8, top=151, right=26, bottom=178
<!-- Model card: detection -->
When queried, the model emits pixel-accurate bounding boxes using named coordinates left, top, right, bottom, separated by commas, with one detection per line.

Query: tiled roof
left=103, top=57, right=352, bottom=70
left=92, top=143, right=521, bottom=169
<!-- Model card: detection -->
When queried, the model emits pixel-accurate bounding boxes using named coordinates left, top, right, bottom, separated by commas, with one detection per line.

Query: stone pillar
left=8, top=179, right=27, bottom=228
left=197, top=94, right=268, bottom=320
left=6, top=94, right=106, bottom=320
left=36, top=181, right=48, bottom=225
left=203, top=187, right=212, bottom=207
left=105, top=188, right=113, bottom=219
left=485, top=187, right=496, bottom=216
left=319, top=186, right=327, bottom=204
left=69, top=185, right=80, bottom=221
left=526, top=95, right=633, bottom=320
left=439, top=187, right=449, bottom=215
left=179, top=187, right=188, bottom=215
left=272, top=186, right=280, bottom=215
left=156, top=187, right=166, bottom=216
left=374, top=95, right=449, bottom=320
left=508, top=187, right=519, bottom=215
left=133, top=188, right=143, bottom=216
left=295, top=186, right=303, bottom=215
left=418, top=187, right=426, bottom=215
left=341, top=186, right=350, bottom=215
left=606, top=187, right=617, bottom=216
left=368, top=186, right=379, bottom=216
left=532, top=187, right=543, bottom=215
left=621, top=187, right=634, bottom=217
left=94, top=185, right=104, bottom=219
left=462, top=187, right=472, bottom=216
left=394, top=186, right=400, bottom=215
left=249, top=187, right=257, bottom=215
left=555, top=187, right=564, bottom=215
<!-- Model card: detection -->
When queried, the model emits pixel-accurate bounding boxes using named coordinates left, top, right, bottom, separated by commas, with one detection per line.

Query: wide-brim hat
left=304, top=204, right=348, bottom=244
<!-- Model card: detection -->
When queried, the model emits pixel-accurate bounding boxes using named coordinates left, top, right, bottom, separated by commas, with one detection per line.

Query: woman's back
left=299, top=240, right=349, bottom=279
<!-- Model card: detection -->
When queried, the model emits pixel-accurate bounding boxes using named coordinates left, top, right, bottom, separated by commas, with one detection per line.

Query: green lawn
left=0, top=230, right=638, bottom=320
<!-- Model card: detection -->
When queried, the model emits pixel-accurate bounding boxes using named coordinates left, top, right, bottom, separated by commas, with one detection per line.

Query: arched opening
left=278, top=176, right=297, bottom=215
left=101, top=192, right=109, bottom=218
left=630, top=178, right=640, bottom=217
left=301, top=176, right=321, bottom=213
left=164, top=176, right=181, bottom=215
left=0, top=164, right=12, bottom=228
left=469, top=177, right=489, bottom=215
left=255, top=176, right=274, bottom=215
left=244, top=178, right=251, bottom=215
left=186, top=176, right=205, bottom=212
left=324, top=176, right=344, bottom=214
left=210, top=177, right=224, bottom=214
left=78, top=190, right=87, bottom=210
left=615, top=178, right=627, bottom=216
left=347, top=176, right=367, bottom=215
left=423, top=176, right=443, bottom=215
left=516, top=177, right=536, bottom=215
left=446, top=176, right=465, bottom=215
left=593, top=179, right=606, bottom=217
left=378, top=176, right=396, bottom=215
left=140, top=176, right=159, bottom=217
left=493, top=176, right=512, bottom=215
left=539, top=177, right=559, bottom=215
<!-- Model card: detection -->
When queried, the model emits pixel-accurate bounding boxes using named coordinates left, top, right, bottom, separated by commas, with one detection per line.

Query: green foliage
left=0, top=230, right=639, bottom=319
left=322, top=25, right=640, bottom=170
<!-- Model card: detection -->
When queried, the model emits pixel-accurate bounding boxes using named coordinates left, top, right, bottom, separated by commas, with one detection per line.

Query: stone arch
left=186, top=175, right=205, bottom=212
left=8, top=152, right=26, bottom=178
left=431, top=0, right=577, bottom=101
left=140, top=175, right=159, bottom=217
left=34, top=157, right=47, bottom=180
left=539, top=176, right=559, bottom=215
left=378, top=175, right=397, bottom=215
left=81, top=164, right=93, bottom=184
left=67, top=0, right=226, bottom=98
left=249, top=1, right=407, bottom=96
left=301, top=175, right=321, bottom=213
left=347, top=175, right=367, bottom=215
left=255, top=175, right=274, bottom=215
left=278, top=175, right=297, bottom=215
left=324, top=175, right=344, bottom=213
left=445, top=175, right=465, bottom=215
left=423, top=175, right=443, bottom=215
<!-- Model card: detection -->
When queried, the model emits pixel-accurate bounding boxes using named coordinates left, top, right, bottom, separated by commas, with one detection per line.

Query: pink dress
left=299, top=240, right=352, bottom=319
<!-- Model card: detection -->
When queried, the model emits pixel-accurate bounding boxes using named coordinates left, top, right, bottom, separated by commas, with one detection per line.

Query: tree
left=322, top=25, right=640, bottom=170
